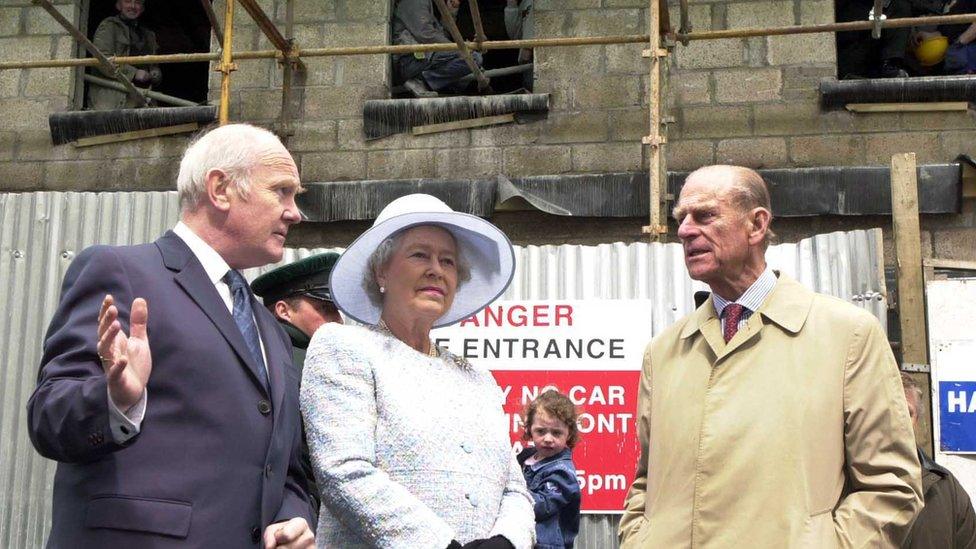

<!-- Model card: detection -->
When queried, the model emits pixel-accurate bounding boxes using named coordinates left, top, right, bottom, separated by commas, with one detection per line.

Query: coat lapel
left=157, top=231, right=270, bottom=396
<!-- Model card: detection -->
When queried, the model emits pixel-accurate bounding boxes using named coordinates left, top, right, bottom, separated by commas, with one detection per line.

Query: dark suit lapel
left=254, top=305, right=286, bottom=415
left=157, top=231, right=270, bottom=396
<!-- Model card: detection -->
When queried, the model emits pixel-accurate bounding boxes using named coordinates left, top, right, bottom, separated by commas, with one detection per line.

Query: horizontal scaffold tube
left=2, top=13, right=975, bottom=71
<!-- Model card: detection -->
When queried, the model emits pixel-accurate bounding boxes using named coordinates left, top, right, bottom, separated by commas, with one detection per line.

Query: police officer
left=252, top=252, right=342, bottom=515
left=252, top=252, right=343, bottom=372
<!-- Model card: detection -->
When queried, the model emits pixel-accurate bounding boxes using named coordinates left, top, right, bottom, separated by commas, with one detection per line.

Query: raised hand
left=97, top=294, right=151, bottom=411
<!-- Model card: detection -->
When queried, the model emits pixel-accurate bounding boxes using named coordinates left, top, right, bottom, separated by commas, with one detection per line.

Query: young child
left=518, top=390, right=582, bottom=549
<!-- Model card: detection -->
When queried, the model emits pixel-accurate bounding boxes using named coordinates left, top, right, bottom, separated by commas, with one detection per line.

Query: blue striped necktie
left=223, top=269, right=270, bottom=391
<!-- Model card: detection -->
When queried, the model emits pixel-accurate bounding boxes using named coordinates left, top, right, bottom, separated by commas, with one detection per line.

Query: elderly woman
left=301, top=194, right=535, bottom=549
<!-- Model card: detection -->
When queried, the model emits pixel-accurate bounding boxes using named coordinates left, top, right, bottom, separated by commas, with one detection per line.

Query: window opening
left=835, top=0, right=976, bottom=79
left=82, top=0, right=212, bottom=109
left=390, top=0, right=533, bottom=98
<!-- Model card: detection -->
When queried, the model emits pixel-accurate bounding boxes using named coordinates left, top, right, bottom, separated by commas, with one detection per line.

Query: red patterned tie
left=723, top=303, right=745, bottom=343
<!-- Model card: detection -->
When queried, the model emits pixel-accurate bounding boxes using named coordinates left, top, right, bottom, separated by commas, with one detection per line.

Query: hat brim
left=329, top=211, right=515, bottom=328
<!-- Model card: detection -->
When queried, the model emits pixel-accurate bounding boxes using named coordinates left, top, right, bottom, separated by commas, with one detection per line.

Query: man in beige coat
left=618, top=165, right=923, bottom=548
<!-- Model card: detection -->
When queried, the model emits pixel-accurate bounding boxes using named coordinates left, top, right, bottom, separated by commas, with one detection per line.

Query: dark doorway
left=85, top=0, right=212, bottom=106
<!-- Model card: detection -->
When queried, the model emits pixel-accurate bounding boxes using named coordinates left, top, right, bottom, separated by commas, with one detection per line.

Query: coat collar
left=156, top=231, right=276, bottom=401
left=680, top=272, right=814, bottom=340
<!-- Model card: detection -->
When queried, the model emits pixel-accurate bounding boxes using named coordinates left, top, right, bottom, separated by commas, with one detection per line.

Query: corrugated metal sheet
left=1, top=191, right=886, bottom=548
left=0, top=191, right=182, bottom=549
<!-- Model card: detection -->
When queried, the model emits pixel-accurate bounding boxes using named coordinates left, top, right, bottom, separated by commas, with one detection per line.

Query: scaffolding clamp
left=642, top=135, right=667, bottom=147
left=869, top=8, right=887, bottom=39
left=642, top=48, right=670, bottom=58
left=641, top=224, right=669, bottom=235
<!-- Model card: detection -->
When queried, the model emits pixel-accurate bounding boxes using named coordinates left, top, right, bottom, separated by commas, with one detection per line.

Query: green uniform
left=280, top=319, right=320, bottom=513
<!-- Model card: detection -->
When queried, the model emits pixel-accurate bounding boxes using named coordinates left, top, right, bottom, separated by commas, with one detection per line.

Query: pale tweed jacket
left=301, top=323, right=536, bottom=549
left=618, top=274, right=923, bottom=548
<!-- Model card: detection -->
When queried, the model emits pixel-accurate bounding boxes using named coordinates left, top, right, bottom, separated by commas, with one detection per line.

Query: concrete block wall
left=666, top=0, right=976, bottom=174
left=0, top=0, right=974, bottom=260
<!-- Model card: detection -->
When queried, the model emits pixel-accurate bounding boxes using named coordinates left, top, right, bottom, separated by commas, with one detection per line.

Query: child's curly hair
left=520, top=389, right=580, bottom=449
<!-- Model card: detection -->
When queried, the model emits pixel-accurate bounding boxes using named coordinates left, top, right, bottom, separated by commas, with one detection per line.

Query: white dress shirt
left=108, top=222, right=269, bottom=443
left=711, top=266, right=777, bottom=333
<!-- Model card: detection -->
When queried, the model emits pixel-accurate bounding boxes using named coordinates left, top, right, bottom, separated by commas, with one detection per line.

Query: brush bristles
left=363, top=94, right=550, bottom=139
left=49, top=106, right=217, bottom=145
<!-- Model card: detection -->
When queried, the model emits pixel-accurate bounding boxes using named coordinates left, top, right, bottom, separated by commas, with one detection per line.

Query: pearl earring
left=380, top=286, right=386, bottom=294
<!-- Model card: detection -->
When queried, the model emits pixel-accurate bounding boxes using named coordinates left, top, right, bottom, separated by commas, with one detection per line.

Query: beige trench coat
left=619, top=274, right=923, bottom=548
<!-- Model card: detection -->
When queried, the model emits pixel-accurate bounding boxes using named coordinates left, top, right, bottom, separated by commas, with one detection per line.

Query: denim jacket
left=518, top=448, right=581, bottom=549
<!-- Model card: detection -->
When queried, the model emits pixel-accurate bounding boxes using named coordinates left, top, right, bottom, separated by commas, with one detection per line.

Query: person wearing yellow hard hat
left=914, top=33, right=950, bottom=66
left=941, top=0, right=976, bottom=74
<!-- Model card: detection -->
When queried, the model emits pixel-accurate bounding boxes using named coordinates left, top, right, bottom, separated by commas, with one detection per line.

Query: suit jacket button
left=251, top=526, right=261, bottom=543
left=257, top=400, right=272, bottom=415
left=265, top=464, right=272, bottom=477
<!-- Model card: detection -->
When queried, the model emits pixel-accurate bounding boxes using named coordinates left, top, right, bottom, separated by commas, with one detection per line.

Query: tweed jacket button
left=257, top=399, right=272, bottom=415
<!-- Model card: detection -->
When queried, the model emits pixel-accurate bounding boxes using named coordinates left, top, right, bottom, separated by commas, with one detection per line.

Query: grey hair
left=176, top=123, right=285, bottom=212
left=686, top=164, right=777, bottom=247
left=362, top=226, right=472, bottom=307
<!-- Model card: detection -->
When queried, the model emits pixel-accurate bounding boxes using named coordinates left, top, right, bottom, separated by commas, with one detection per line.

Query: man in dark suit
left=27, top=123, right=316, bottom=548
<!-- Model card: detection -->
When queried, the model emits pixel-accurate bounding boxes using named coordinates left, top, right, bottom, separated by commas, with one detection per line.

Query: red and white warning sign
left=433, top=300, right=651, bottom=513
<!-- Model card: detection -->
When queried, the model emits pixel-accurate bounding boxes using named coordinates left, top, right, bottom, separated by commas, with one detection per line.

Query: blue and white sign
left=936, top=340, right=976, bottom=454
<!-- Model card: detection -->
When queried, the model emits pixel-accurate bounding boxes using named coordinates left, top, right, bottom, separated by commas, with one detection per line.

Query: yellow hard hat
left=915, top=35, right=949, bottom=67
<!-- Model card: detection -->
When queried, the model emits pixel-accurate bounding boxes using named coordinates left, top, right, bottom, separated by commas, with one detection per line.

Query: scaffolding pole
left=467, top=0, right=489, bottom=46
left=1, top=12, right=973, bottom=69
left=432, top=0, right=491, bottom=91
left=6, top=12, right=976, bottom=71
left=218, top=0, right=236, bottom=124
left=200, top=0, right=223, bottom=44
left=643, top=0, right=669, bottom=240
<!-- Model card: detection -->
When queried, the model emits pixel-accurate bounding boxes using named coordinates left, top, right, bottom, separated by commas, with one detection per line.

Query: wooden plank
left=411, top=113, right=514, bottom=136
left=962, top=162, right=976, bottom=198
left=891, top=152, right=933, bottom=455
left=72, top=123, right=200, bottom=148
left=924, top=258, right=976, bottom=270
left=845, top=101, right=969, bottom=113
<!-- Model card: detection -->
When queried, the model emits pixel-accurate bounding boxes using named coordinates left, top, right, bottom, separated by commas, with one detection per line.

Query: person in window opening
left=837, top=0, right=915, bottom=78
left=913, top=0, right=976, bottom=73
left=391, top=0, right=486, bottom=98
left=87, top=0, right=162, bottom=110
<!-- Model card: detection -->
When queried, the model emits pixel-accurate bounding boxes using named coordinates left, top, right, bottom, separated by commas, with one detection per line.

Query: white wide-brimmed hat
left=330, top=194, right=516, bottom=328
